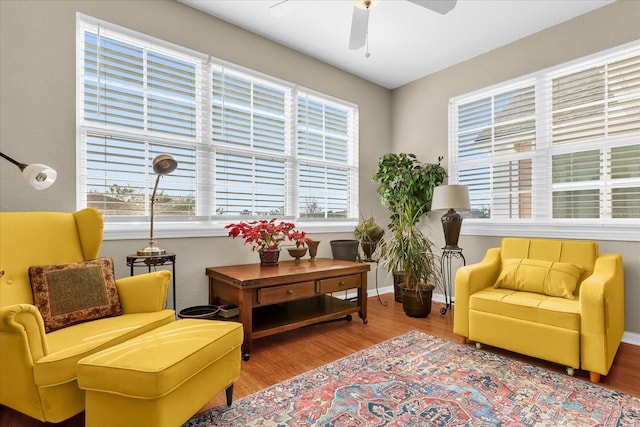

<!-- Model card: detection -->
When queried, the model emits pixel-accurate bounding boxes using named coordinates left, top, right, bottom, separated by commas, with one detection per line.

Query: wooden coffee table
left=205, top=258, right=370, bottom=360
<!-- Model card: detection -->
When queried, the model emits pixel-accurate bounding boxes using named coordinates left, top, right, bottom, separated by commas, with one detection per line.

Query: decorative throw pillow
left=29, top=258, right=122, bottom=333
left=494, top=258, right=583, bottom=300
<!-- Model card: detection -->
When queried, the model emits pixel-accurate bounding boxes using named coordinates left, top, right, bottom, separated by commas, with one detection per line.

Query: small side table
left=126, top=253, right=177, bottom=310
left=440, top=248, right=465, bottom=315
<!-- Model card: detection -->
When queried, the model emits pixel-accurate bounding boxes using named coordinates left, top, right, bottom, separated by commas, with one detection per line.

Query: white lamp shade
left=22, top=164, right=57, bottom=190
left=431, top=185, right=470, bottom=211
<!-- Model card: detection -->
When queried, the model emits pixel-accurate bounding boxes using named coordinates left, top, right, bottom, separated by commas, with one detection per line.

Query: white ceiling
left=178, top=0, right=615, bottom=89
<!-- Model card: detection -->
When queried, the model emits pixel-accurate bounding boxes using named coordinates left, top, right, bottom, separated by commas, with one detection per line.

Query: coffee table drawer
left=318, top=274, right=361, bottom=293
left=258, top=281, right=316, bottom=305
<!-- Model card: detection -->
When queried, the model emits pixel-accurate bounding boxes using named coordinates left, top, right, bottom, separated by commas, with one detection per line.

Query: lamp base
left=137, top=247, right=167, bottom=256
left=441, top=208, right=463, bottom=251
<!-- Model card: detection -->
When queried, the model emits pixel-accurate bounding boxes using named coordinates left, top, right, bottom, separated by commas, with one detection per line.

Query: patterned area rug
left=184, top=331, right=640, bottom=426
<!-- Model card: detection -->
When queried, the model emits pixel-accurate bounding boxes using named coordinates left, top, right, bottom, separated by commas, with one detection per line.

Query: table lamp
left=138, top=154, right=178, bottom=256
left=0, top=152, right=57, bottom=190
left=431, top=184, right=470, bottom=250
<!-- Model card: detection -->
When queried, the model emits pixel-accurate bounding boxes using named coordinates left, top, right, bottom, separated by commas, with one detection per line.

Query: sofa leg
left=458, top=336, right=466, bottom=344
left=589, top=372, right=601, bottom=383
left=225, top=384, right=234, bottom=406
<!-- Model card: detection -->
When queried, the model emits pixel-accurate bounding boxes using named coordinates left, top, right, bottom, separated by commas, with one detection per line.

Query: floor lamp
left=0, top=152, right=57, bottom=190
left=138, top=154, right=178, bottom=256
left=431, top=184, right=470, bottom=250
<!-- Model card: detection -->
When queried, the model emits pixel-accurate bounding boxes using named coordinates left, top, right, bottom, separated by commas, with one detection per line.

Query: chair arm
left=116, top=270, right=171, bottom=313
left=0, top=304, right=48, bottom=362
left=453, top=247, right=502, bottom=338
left=579, top=253, right=624, bottom=375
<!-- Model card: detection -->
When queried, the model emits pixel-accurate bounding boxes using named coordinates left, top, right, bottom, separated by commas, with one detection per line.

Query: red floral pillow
left=29, top=258, right=122, bottom=333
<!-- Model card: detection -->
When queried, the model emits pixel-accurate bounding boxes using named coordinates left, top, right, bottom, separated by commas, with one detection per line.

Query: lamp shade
left=1, top=152, right=57, bottom=190
left=22, top=164, right=57, bottom=190
left=152, top=154, right=178, bottom=175
left=431, top=185, right=470, bottom=211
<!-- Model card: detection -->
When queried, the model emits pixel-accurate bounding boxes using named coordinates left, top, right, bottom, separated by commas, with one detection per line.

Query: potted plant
left=372, top=153, right=446, bottom=228
left=225, top=219, right=310, bottom=265
left=375, top=198, right=441, bottom=317
left=372, top=153, right=446, bottom=306
left=354, top=215, right=385, bottom=261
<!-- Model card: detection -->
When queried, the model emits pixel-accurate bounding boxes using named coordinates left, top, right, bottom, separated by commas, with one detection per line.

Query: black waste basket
left=177, top=305, right=220, bottom=319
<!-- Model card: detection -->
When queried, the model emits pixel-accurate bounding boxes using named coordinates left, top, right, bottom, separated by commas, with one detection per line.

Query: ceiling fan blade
left=268, top=0, right=293, bottom=18
left=407, top=0, right=457, bottom=15
left=349, top=6, right=369, bottom=50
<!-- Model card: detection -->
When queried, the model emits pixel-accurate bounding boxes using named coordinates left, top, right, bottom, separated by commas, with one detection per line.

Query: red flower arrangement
left=225, top=218, right=311, bottom=252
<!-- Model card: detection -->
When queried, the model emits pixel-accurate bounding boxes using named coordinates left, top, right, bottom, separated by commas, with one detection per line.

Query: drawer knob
left=287, top=289, right=294, bottom=294
left=339, top=281, right=346, bottom=286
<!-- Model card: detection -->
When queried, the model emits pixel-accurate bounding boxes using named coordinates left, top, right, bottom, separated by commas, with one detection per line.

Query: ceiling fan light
left=353, top=0, right=380, bottom=11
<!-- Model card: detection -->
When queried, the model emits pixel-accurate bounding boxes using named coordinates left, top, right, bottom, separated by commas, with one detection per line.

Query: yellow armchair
left=0, top=208, right=175, bottom=423
left=454, top=237, right=624, bottom=383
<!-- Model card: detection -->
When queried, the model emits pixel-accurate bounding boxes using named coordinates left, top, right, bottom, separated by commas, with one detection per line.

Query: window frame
left=448, top=41, right=640, bottom=242
left=76, top=14, right=359, bottom=241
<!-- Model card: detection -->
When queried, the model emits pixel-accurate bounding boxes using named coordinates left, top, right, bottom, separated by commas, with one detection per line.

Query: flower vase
left=287, top=247, right=307, bottom=262
left=258, top=249, right=280, bottom=266
left=307, top=240, right=320, bottom=260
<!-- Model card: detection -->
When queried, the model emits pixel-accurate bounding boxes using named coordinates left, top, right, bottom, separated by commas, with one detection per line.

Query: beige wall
left=391, top=0, right=640, bottom=338
left=1, top=0, right=638, bottom=338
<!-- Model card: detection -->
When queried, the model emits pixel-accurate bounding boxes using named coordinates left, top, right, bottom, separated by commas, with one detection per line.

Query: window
left=449, top=42, right=640, bottom=241
left=77, top=15, right=358, bottom=237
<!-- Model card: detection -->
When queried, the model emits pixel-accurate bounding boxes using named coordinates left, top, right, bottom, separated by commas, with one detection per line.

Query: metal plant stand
left=440, top=248, right=465, bottom=314
left=359, top=258, right=386, bottom=306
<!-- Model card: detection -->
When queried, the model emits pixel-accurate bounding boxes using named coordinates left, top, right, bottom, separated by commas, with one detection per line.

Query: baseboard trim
left=622, top=331, right=640, bottom=346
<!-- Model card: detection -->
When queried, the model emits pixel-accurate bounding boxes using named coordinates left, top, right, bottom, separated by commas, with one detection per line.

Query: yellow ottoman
left=77, top=319, right=243, bottom=427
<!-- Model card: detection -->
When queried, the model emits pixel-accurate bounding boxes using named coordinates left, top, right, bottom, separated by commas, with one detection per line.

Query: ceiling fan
left=349, top=0, right=457, bottom=50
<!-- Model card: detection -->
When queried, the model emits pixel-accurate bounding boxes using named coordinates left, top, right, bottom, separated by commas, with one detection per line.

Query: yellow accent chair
left=454, top=237, right=624, bottom=383
left=0, top=208, right=175, bottom=423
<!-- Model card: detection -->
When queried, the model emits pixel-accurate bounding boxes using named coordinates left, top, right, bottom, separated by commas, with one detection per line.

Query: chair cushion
left=28, top=258, right=122, bottom=333
left=34, top=310, right=175, bottom=387
left=470, top=288, right=581, bottom=331
left=494, top=258, right=583, bottom=299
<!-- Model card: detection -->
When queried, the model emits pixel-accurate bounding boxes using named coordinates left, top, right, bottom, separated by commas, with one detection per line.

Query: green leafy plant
left=353, top=216, right=385, bottom=243
left=372, top=153, right=446, bottom=228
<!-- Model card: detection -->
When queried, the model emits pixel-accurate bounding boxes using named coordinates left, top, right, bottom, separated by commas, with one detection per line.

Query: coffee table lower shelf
left=252, top=295, right=362, bottom=340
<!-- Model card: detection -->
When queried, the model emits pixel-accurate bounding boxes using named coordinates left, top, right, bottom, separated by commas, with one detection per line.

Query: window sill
left=103, top=219, right=358, bottom=241
left=462, top=221, right=639, bottom=242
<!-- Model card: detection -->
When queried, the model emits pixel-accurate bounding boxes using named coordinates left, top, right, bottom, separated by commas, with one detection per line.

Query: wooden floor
left=2, top=294, right=639, bottom=426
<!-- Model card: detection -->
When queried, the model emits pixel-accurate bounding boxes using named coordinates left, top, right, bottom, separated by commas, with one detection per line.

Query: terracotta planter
left=307, top=240, right=321, bottom=260
left=287, top=247, right=307, bottom=262
left=258, top=249, right=280, bottom=266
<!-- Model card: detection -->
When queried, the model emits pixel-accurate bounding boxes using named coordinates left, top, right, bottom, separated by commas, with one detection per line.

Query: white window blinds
left=449, top=42, right=640, bottom=236
left=455, top=85, right=536, bottom=219
left=78, top=16, right=359, bottom=223
left=550, top=54, right=640, bottom=219
left=297, top=93, right=358, bottom=219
